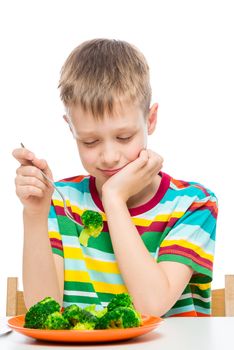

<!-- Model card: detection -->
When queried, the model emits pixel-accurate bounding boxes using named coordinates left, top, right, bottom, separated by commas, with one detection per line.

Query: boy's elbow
left=132, top=283, right=179, bottom=317
left=133, top=296, right=172, bottom=317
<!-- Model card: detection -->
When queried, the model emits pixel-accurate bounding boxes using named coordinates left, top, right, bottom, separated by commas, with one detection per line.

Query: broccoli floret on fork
left=79, top=210, right=103, bottom=247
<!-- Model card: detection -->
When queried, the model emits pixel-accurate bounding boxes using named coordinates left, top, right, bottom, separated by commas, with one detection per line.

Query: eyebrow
left=77, top=126, right=137, bottom=137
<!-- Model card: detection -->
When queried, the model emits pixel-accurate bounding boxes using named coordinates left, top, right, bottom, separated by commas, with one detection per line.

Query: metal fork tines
left=20, top=143, right=81, bottom=227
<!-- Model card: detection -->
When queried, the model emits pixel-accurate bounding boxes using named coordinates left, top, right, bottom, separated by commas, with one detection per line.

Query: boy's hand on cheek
left=102, top=149, right=163, bottom=203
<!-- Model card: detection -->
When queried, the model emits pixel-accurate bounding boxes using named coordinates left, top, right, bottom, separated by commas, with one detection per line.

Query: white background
left=0, top=0, right=233, bottom=315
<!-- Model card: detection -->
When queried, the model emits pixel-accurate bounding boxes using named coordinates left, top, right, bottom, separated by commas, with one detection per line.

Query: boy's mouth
left=98, top=165, right=125, bottom=176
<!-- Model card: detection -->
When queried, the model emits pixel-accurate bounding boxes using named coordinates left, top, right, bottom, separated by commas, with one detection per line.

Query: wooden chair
left=211, top=275, right=234, bottom=316
left=6, top=277, right=27, bottom=316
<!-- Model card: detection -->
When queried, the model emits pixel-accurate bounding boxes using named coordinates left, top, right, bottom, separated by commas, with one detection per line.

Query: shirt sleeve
left=157, top=192, right=218, bottom=284
left=48, top=201, right=64, bottom=258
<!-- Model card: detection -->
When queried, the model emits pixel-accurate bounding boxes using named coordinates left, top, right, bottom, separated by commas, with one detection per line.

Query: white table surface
left=1, top=317, right=233, bottom=350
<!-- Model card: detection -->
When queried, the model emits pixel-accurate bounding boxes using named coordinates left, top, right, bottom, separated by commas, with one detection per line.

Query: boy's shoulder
left=163, top=176, right=218, bottom=212
left=164, top=173, right=218, bottom=219
left=168, top=174, right=216, bottom=200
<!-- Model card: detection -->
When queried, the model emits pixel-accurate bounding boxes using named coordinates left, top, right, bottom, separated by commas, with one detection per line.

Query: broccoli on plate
left=44, top=311, right=70, bottom=330
left=95, top=306, right=142, bottom=329
left=107, top=293, right=134, bottom=312
left=79, top=210, right=103, bottom=247
left=63, top=305, right=99, bottom=329
left=23, top=292, right=143, bottom=330
left=84, top=304, right=108, bottom=318
left=24, top=297, right=60, bottom=329
left=62, top=304, right=81, bottom=326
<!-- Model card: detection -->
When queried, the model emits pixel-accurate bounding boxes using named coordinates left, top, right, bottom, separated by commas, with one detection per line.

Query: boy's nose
left=100, top=147, right=120, bottom=167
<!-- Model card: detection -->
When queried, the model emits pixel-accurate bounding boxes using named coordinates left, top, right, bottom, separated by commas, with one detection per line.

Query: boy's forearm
left=102, top=194, right=176, bottom=316
left=23, top=211, right=62, bottom=308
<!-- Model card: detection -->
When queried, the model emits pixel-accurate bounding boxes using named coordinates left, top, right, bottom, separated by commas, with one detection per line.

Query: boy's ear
left=147, top=103, right=158, bottom=135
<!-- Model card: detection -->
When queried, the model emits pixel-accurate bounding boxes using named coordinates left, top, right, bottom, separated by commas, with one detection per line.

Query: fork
left=0, top=317, right=12, bottom=336
left=20, top=143, right=82, bottom=227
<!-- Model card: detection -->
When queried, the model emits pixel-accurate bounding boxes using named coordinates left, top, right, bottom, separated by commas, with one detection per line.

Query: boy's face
left=66, top=102, right=157, bottom=193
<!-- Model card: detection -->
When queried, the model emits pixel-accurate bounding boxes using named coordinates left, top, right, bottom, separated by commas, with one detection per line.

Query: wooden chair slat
left=6, top=277, right=27, bottom=316
left=225, top=275, right=234, bottom=316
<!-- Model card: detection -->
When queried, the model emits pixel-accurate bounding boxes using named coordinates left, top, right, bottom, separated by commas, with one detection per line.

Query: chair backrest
left=6, top=277, right=27, bottom=316
left=211, top=288, right=225, bottom=316
left=211, top=275, right=234, bottom=316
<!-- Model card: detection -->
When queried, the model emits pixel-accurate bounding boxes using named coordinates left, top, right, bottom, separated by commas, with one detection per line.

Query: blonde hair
left=58, top=39, right=152, bottom=118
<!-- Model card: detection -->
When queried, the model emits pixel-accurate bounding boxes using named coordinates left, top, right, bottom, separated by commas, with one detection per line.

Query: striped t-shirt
left=48, top=172, right=218, bottom=317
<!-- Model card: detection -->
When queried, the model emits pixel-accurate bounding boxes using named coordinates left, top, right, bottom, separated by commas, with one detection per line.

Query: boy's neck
left=126, top=174, right=162, bottom=209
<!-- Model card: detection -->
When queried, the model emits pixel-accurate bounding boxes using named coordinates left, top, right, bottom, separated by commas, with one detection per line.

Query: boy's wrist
left=102, top=189, right=127, bottom=207
left=23, top=208, right=49, bottom=221
left=102, top=180, right=130, bottom=203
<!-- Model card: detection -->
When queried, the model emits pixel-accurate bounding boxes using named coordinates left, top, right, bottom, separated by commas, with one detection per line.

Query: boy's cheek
left=80, top=154, right=96, bottom=167
left=127, top=143, right=146, bottom=161
left=77, top=145, right=96, bottom=165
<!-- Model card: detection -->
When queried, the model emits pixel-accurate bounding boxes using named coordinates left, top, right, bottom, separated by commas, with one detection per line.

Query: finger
left=146, top=149, right=163, bottom=160
left=138, top=152, right=163, bottom=180
left=15, top=174, right=48, bottom=192
left=13, top=148, right=53, bottom=178
left=16, top=185, right=44, bottom=200
left=12, top=148, right=35, bottom=165
left=147, top=150, right=164, bottom=167
left=135, top=149, right=149, bottom=167
left=125, top=150, right=149, bottom=174
left=147, top=160, right=163, bottom=177
left=16, top=165, right=47, bottom=183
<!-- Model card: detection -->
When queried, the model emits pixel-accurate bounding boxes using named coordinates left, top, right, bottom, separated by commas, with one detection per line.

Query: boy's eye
left=117, top=136, right=132, bottom=142
left=83, top=140, right=98, bottom=146
left=82, top=136, right=132, bottom=146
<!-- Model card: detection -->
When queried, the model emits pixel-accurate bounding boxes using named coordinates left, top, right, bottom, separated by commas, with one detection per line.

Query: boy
left=13, top=39, right=218, bottom=317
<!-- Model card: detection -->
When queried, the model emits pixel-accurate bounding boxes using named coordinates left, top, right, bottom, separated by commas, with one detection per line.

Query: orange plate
left=8, top=314, right=163, bottom=343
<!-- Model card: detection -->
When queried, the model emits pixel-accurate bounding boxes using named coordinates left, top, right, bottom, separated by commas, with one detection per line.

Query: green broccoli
left=63, top=305, right=98, bottom=329
left=73, top=322, right=95, bottom=330
left=62, top=304, right=81, bottom=326
left=107, top=293, right=134, bottom=312
left=72, top=309, right=98, bottom=329
left=44, top=311, right=70, bottom=330
left=95, top=306, right=142, bottom=329
left=79, top=210, right=103, bottom=247
left=84, top=304, right=108, bottom=318
left=73, top=309, right=98, bottom=329
left=23, top=293, right=142, bottom=331
left=24, top=297, right=60, bottom=329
